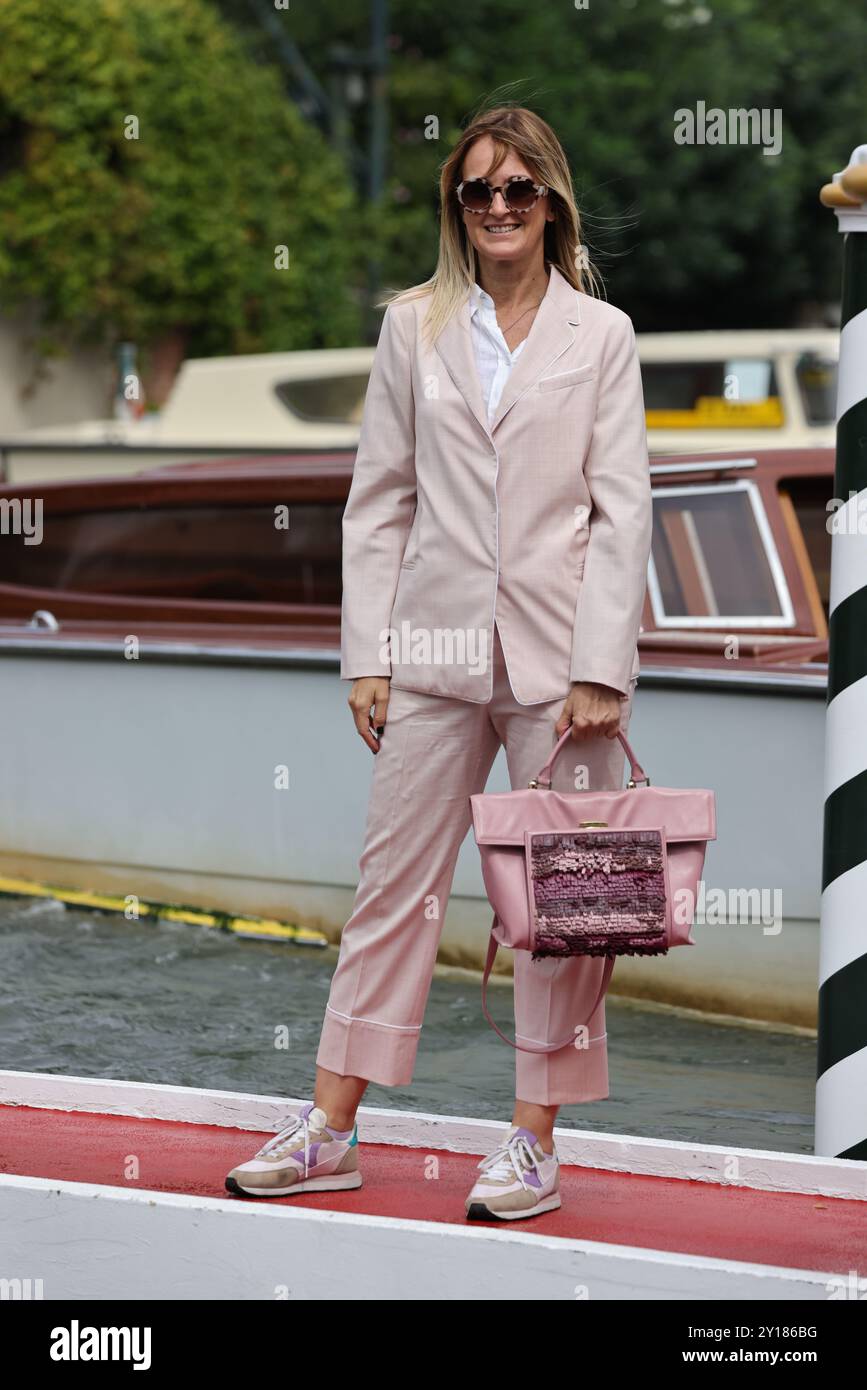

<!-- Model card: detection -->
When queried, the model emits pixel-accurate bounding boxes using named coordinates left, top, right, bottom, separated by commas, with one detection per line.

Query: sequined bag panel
left=527, top=828, right=669, bottom=960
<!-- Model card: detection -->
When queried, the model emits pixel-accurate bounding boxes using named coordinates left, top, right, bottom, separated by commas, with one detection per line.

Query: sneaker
left=225, top=1100, right=361, bottom=1198
left=465, top=1125, right=561, bottom=1221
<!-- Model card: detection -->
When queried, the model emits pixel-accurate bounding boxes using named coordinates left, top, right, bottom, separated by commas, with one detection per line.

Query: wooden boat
left=1, top=1068, right=863, bottom=1300
left=0, top=447, right=831, bottom=1025
left=0, top=329, right=837, bottom=483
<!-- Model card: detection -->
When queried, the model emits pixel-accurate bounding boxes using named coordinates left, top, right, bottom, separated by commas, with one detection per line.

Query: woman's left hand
left=555, top=681, right=623, bottom=741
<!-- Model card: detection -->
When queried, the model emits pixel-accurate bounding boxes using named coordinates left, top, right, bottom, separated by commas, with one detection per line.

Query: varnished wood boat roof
left=0, top=447, right=833, bottom=686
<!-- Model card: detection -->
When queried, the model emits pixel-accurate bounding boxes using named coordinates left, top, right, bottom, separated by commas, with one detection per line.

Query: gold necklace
left=501, top=298, right=543, bottom=335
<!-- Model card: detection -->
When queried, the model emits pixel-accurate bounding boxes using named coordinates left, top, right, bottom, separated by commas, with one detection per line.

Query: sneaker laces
left=477, top=1133, right=541, bottom=1191
left=255, top=1110, right=315, bottom=1166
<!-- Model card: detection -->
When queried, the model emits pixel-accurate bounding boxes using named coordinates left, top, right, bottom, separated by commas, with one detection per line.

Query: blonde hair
left=379, top=103, right=604, bottom=345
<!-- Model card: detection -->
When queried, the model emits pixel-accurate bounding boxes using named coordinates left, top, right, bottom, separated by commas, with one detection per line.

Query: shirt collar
left=469, top=280, right=495, bottom=317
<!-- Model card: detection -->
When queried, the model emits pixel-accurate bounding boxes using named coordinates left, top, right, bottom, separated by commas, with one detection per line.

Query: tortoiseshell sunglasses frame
left=455, top=175, right=548, bottom=215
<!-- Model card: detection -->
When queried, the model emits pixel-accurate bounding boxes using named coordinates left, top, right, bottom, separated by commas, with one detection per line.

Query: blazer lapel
left=434, top=296, right=492, bottom=442
left=488, top=263, right=582, bottom=433
left=433, top=262, right=584, bottom=439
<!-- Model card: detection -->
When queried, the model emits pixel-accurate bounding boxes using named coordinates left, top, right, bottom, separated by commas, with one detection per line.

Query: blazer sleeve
left=569, top=313, right=652, bottom=697
left=340, top=301, right=418, bottom=680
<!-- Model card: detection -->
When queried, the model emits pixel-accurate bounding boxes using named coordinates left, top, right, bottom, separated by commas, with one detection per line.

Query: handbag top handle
left=530, top=727, right=649, bottom=790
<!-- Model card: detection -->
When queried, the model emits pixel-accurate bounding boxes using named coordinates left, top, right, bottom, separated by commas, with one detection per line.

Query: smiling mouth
left=484, top=223, right=522, bottom=234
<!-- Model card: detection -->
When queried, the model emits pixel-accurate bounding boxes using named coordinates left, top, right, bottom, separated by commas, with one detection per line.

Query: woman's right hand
left=348, top=676, right=391, bottom=753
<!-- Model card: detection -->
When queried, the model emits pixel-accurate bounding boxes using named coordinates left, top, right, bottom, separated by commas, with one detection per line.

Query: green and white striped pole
left=816, top=146, right=867, bottom=1159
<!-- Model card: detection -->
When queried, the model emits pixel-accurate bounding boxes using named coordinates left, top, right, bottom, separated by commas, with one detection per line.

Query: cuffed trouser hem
left=514, top=1034, right=609, bottom=1106
left=316, top=1008, right=421, bottom=1088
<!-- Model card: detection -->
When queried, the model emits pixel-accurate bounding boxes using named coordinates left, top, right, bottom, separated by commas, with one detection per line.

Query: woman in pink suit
left=226, top=105, right=652, bottom=1220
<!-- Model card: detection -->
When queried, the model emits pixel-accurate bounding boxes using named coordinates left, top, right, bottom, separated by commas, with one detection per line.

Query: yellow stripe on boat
left=0, top=875, right=327, bottom=947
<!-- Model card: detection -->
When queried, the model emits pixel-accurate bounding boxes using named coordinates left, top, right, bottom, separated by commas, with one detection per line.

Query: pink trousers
left=316, top=623, right=636, bottom=1106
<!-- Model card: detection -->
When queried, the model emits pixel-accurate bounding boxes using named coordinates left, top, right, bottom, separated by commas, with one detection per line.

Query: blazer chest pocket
left=538, top=364, right=596, bottom=392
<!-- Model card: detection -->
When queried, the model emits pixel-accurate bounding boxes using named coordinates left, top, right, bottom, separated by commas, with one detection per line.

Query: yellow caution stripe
left=0, top=875, right=328, bottom=947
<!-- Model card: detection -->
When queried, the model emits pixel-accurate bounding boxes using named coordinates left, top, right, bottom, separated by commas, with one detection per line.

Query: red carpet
left=3, top=1105, right=865, bottom=1272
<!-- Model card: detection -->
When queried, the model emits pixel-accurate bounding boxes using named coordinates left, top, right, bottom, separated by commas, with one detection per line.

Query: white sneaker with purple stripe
left=225, top=1100, right=361, bottom=1198
left=465, top=1125, right=561, bottom=1221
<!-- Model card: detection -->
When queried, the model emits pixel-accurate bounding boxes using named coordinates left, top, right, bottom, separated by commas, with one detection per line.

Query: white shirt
left=468, top=281, right=528, bottom=423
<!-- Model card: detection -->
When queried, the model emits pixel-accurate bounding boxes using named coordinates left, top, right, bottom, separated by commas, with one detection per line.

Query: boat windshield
left=274, top=375, right=370, bottom=425
left=0, top=502, right=344, bottom=606
left=794, top=352, right=838, bottom=426
left=648, top=481, right=793, bottom=626
left=642, top=358, right=783, bottom=430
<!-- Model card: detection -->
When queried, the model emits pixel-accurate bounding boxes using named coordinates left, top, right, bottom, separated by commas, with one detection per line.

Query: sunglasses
left=455, top=175, right=548, bottom=215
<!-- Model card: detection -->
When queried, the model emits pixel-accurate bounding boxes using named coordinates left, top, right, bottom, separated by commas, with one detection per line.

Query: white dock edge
left=0, top=1173, right=847, bottom=1301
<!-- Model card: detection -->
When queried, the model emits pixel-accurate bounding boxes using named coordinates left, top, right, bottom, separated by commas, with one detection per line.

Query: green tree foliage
left=256, top=0, right=867, bottom=330
left=0, top=0, right=362, bottom=361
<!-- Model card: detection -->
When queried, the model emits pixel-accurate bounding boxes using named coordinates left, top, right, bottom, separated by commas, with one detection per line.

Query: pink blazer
left=340, top=262, right=652, bottom=704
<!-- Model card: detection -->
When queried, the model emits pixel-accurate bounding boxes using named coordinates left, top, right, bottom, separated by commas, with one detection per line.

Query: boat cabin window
left=649, top=481, right=793, bottom=626
left=642, top=358, right=783, bottom=429
left=794, top=352, right=837, bottom=426
left=274, top=375, right=370, bottom=425
left=0, top=503, right=343, bottom=606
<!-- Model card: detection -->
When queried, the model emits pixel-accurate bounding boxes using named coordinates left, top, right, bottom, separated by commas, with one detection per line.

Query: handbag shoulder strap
left=481, top=916, right=616, bottom=1054
left=532, top=727, right=649, bottom=790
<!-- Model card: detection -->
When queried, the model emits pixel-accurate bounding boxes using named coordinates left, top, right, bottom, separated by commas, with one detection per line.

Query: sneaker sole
left=465, top=1192, right=561, bottom=1221
left=225, top=1171, right=363, bottom=1199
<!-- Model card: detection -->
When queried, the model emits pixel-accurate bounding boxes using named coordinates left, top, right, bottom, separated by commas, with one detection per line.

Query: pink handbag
left=470, top=726, right=716, bottom=1053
